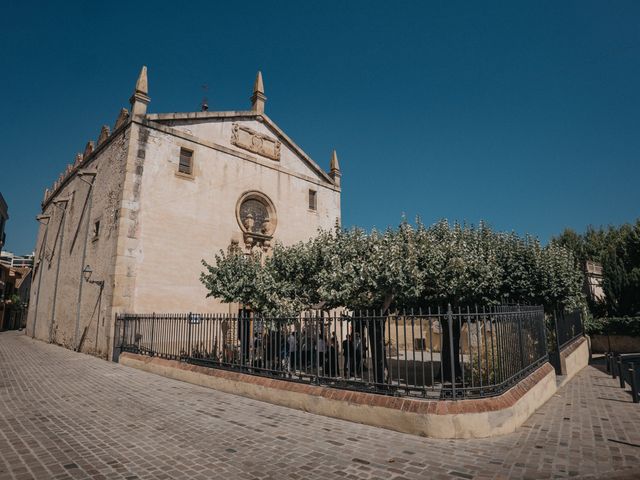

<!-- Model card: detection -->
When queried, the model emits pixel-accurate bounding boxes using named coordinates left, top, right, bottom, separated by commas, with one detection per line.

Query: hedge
left=585, top=316, right=640, bottom=337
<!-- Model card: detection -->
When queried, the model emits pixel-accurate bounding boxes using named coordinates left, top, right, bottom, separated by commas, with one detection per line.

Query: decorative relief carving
left=236, top=191, right=277, bottom=252
left=231, top=123, right=281, bottom=161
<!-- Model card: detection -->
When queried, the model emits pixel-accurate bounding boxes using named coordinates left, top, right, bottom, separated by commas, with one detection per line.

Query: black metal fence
left=116, top=305, right=548, bottom=399
left=554, top=309, right=584, bottom=350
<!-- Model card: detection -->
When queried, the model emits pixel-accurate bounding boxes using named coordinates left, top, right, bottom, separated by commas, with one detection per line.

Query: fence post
left=112, top=314, right=124, bottom=362
left=630, top=363, right=639, bottom=404
left=517, top=310, right=525, bottom=371
left=540, top=308, right=549, bottom=361
left=315, top=312, right=321, bottom=384
left=447, top=304, right=456, bottom=399
left=553, top=309, right=563, bottom=375
left=150, top=313, right=155, bottom=356
left=187, top=312, right=193, bottom=361
left=579, top=310, right=585, bottom=337
left=134, top=316, right=139, bottom=352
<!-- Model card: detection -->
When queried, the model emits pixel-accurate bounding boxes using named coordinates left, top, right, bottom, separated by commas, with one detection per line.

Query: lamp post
left=82, top=264, right=104, bottom=287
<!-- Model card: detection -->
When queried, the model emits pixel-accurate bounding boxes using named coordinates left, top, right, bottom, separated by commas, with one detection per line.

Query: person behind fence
left=328, top=335, right=339, bottom=376
left=287, top=330, right=296, bottom=372
left=316, top=333, right=326, bottom=374
left=354, top=332, right=363, bottom=376
left=252, top=332, right=262, bottom=369
left=265, top=329, right=278, bottom=371
left=343, top=333, right=355, bottom=377
left=302, top=328, right=314, bottom=372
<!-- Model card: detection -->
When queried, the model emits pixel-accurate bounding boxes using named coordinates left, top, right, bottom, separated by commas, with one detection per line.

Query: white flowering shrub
left=201, top=220, right=584, bottom=315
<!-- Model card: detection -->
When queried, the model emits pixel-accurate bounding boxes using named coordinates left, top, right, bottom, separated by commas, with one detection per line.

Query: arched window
left=236, top=192, right=277, bottom=249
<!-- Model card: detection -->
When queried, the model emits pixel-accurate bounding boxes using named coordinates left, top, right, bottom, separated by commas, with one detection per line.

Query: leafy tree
left=200, top=243, right=262, bottom=308
left=202, top=219, right=585, bottom=385
left=552, top=219, right=640, bottom=317
left=601, top=220, right=640, bottom=316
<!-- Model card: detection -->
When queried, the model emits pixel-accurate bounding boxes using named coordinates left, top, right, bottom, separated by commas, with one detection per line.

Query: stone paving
left=0, top=331, right=639, bottom=480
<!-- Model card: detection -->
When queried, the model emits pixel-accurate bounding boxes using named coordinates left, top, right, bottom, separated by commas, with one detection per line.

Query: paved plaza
left=0, top=331, right=639, bottom=480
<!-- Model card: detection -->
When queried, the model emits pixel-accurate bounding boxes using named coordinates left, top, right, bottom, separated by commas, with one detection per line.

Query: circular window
left=236, top=191, right=276, bottom=236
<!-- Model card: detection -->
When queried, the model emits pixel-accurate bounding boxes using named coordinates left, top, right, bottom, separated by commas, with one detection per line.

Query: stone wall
left=28, top=126, right=131, bottom=358
left=27, top=109, right=342, bottom=360
left=124, top=117, right=341, bottom=314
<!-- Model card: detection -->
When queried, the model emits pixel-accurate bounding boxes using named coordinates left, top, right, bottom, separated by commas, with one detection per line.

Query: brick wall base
left=119, top=353, right=557, bottom=439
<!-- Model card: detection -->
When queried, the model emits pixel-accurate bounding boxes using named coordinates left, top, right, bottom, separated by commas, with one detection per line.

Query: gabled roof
left=145, top=110, right=336, bottom=186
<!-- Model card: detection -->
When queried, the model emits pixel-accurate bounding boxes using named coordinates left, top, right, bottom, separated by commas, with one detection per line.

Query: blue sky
left=1, top=1, right=639, bottom=254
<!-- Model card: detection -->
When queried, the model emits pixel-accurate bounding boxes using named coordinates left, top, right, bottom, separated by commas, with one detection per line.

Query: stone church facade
left=27, top=67, right=342, bottom=359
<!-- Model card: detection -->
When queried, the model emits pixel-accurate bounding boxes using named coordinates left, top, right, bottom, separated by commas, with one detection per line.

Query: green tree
left=202, top=220, right=585, bottom=385
left=601, top=220, right=640, bottom=316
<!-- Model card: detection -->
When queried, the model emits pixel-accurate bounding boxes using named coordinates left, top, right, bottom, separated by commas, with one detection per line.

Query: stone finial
left=97, top=125, right=111, bottom=145
left=329, top=150, right=341, bottom=187
left=134, top=66, right=148, bottom=95
left=114, top=108, right=130, bottom=129
left=251, top=71, right=266, bottom=113
left=65, top=164, right=73, bottom=175
left=129, top=66, right=151, bottom=117
left=83, top=141, right=95, bottom=160
left=43, top=188, right=50, bottom=201
left=74, top=153, right=83, bottom=166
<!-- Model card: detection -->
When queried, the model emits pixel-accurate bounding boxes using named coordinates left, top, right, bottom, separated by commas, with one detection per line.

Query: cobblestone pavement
left=1, top=331, right=639, bottom=480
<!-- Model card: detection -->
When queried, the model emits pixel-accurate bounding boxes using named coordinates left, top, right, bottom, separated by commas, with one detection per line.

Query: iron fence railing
left=116, top=305, right=548, bottom=399
left=554, top=309, right=584, bottom=350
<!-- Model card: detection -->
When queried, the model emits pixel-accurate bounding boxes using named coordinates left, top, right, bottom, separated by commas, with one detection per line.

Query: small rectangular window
left=93, top=220, right=100, bottom=238
left=178, top=148, right=193, bottom=175
left=308, top=189, right=317, bottom=211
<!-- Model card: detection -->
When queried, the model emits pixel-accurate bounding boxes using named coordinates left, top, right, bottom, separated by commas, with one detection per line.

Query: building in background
left=27, top=66, right=342, bottom=360
left=584, top=260, right=605, bottom=303
left=0, top=265, right=28, bottom=331
left=1, top=251, right=34, bottom=268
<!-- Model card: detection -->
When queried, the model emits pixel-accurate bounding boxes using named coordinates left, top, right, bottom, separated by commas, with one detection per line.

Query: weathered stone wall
left=27, top=127, right=130, bottom=358
left=27, top=110, right=342, bottom=360
left=125, top=117, right=341, bottom=314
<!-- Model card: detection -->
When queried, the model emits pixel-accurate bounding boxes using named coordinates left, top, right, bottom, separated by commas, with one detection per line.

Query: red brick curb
left=120, top=352, right=554, bottom=416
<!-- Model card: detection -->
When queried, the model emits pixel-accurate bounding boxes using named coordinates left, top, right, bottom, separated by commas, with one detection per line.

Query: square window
left=308, top=189, right=317, bottom=211
left=178, top=148, right=193, bottom=175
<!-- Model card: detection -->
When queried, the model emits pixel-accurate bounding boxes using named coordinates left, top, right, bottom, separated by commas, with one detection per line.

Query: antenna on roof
left=201, top=83, right=209, bottom=112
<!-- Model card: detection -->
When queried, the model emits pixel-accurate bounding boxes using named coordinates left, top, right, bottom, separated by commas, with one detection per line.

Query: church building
left=27, top=67, right=342, bottom=359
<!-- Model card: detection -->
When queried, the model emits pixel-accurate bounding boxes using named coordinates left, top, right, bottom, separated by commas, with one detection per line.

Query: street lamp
left=82, top=265, right=104, bottom=287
